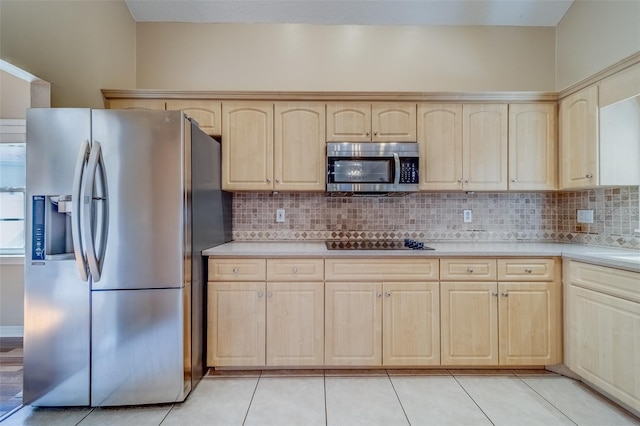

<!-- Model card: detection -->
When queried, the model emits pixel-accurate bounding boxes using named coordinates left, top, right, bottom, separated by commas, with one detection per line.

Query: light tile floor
left=2, top=370, right=639, bottom=426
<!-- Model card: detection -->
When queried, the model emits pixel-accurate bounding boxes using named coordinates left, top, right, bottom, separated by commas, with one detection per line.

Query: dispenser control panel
left=32, top=195, right=45, bottom=261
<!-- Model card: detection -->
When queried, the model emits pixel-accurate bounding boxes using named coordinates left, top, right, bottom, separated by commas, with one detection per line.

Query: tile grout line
left=516, top=375, right=579, bottom=426
left=241, top=370, right=263, bottom=426
left=451, top=373, right=496, bottom=426
left=385, top=369, right=412, bottom=426
left=323, top=370, right=328, bottom=426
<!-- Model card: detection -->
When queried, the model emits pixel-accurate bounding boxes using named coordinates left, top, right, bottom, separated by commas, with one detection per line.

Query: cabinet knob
left=292, top=267, right=298, bottom=273
left=492, top=292, right=498, bottom=297
left=366, top=131, right=370, bottom=136
left=511, top=178, right=518, bottom=183
left=275, top=179, right=280, bottom=184
left=376, top=292, right=382, bottom=298
left=524, top=268, right=533, bottom=273
left=232, top=267, right=238, bottom=273
left=257, top=291, right=264, bottom=298
left=384, top=291, right=391, bottom=297
left=502, top=292, right=509, bottom=297
left=464, top=179, right=470, bottom=183
left=374, top=131, right=378, bottom=136
left=467, top=268, right=474, bottom=273
left=267, top=292, right=273, bottom=298
left=586, top=174, right=593, bottom=179
left=266, top=178, right=272, bottom=183
left=457, top=179, right=463, bottom=183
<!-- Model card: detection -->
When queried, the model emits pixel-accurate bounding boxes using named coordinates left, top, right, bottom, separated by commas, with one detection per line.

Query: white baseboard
left=0, top=326, right=23, bottom=337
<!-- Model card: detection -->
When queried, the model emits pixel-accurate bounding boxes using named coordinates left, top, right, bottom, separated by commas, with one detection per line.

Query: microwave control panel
left=400, top=159, right=419, bottom=184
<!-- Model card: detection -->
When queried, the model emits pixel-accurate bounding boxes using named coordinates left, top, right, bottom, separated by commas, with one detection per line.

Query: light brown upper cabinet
left=559, top=86, right=599, bottom=189
left=107, top=99, right=222, bottom=136
left=222, top=102, right=325, bottom=192
left=222, top=102, right=274, bottom=191
left=274, top=103, right=326, bottom=191
left=508, top=103, right=557, bottom=190
left=418, top=104, right=507, bottom=191
left=326, top=102, right=416, bottom=142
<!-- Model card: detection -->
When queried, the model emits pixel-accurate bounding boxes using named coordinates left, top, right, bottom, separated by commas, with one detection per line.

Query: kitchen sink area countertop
left=203, top=241, right=640, bottom=273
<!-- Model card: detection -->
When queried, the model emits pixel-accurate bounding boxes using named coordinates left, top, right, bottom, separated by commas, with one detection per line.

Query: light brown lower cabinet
left=566, top=261, right=640, bottom=412
left=207, top=281, right=324, bottom=367
left=208, top=256, right=560, bottom=369
left=324, top=281, right=440, bottom=367
left=440, top=258, right=561, bottom=366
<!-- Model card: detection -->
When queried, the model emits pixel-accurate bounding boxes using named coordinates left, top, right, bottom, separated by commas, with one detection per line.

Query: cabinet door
left=462, top=104, right=508, bottom=191
left=325, top=282, right=382, bottom=366
left=440, top=282, right=498, bottom=365
left=166, top=100, right=221, bottom=136
left=326, top=103, right=371, bottom=142
left=372, top=103, right=416, bottom=142
left=106, top=99, right=166, bottom=110
left=274, top=103, right=326, bottom=191
left=568, top=284, right=640, bottom=411
left=222, top=102, right=273, bottom=190
left=559, top=86, right=599, bottom=189
left=207, top=282, right=266, bottom=367
left=266, top=282, right=324, bottom=366
left=417, top=104, right=463, bottom=190
left=498, top=282, right=561, bottom=366
left=508, top=103, right=557, bottom=191
left=383, top=282, right=440, bottom=366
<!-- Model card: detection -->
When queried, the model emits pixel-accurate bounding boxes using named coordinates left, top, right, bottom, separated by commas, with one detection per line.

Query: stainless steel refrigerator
left=24, top=109, right=232, bottom=407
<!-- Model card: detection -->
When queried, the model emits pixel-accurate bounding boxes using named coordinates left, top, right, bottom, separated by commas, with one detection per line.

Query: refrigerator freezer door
left=24, top=108, right=92, bottom=406
left=90, top=110, right=185, bottom=290
left=91, top=288, right=187, bottom=406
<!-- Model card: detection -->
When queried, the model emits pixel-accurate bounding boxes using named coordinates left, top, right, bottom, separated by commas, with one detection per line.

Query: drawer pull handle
left=524, top=268, right=532, bottom=273
left=467, top=268, right=474, bottom=273
left=232, top=267, right=238, bottom=273
left=293, top=267, right=298, bottom=273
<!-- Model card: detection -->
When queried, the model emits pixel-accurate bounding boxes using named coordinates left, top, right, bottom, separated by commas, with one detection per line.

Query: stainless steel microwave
left=326, top=142, right=419, bottom=194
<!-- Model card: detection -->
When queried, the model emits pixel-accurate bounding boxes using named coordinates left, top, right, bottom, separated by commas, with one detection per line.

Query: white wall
left=0, top=70, right=30, bottom=118
left=556, top=0, right=640, bottom=90
left=136, top=23, right=556, bottom=92
left=0, top=0, right=136, bottom=108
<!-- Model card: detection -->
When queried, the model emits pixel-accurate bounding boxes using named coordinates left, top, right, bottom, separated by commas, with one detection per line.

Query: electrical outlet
left=463, top=209, right=472, bottom=223
left=576, top=209, right=594, bottom=224
left=276, top=208, right=285, bottom=223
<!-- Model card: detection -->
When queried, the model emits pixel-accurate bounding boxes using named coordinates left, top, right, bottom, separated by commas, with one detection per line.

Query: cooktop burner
left=324, top=239, right=434, bottom=250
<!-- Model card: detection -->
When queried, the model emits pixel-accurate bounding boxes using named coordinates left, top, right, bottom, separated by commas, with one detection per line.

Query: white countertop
left=203, top=241, right=640, bottom=273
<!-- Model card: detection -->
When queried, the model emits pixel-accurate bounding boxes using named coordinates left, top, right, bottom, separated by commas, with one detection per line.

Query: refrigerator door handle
left=81, top=141, right=108, bottom=283
left=72, top=140, right=90, bottom=282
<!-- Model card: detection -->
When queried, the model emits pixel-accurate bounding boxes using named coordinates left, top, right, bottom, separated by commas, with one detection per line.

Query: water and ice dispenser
left=32, top=195, right=75, bottom=261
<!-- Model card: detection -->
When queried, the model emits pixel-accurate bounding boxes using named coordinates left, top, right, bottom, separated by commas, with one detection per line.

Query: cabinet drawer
left=267, top=259, right=324, bottom=281
left=569, top=261, right=640, bottom=303
left=208, top=258, right=266, bottom=281
left=325, top=258, right=439, bottom=281
left=440, top=258, right=497, bottom=280
left=497, top=258, right=556, bottom=281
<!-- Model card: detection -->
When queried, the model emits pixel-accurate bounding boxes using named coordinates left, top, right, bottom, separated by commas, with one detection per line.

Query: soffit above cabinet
left=124, top=0, right=573, bottom=27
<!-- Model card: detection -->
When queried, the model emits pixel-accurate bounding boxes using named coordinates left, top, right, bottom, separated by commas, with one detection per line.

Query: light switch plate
left=576, top=209, right=594, bottom=224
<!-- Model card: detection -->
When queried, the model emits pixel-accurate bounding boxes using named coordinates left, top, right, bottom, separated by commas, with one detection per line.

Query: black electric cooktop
left=324, top=239, right=434, bottom=251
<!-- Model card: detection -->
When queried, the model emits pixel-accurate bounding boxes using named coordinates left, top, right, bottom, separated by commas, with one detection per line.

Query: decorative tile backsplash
left=232, top=186, right=640, bottom=250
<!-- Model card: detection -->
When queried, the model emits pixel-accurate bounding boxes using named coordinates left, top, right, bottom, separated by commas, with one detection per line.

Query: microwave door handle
left=393, top=153, right=400, bottom=188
